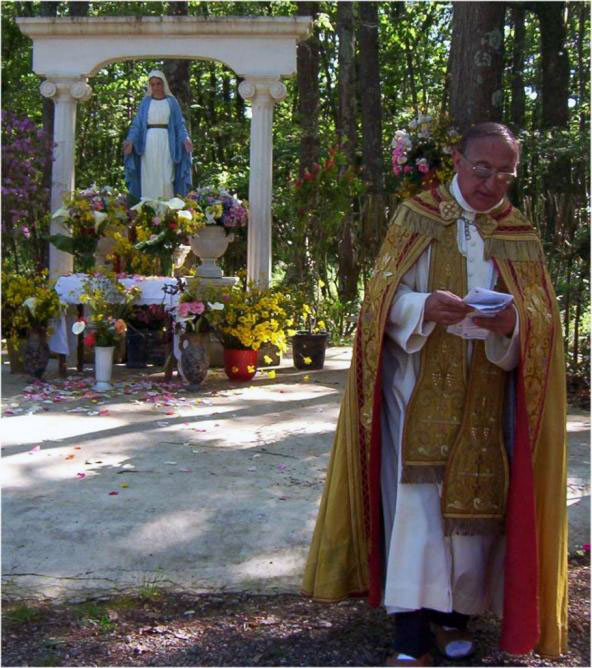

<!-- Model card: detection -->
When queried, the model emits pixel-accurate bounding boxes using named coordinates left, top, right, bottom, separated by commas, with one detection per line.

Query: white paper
left=447, top=288, right=513, bottom=340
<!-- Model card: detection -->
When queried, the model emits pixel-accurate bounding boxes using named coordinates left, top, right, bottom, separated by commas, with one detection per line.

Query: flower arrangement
left=187, top=187, right=248, bottom=229
left=72, top=270, right=141, bottom=347
left=290, top=279, right=329, bottom=335
left=206, top=282, right=293, bottom=352
left=2, top=270, right=62, bottom=339
left=391, top=114, right=461, bottom=200
left=131, top=196, right=204, bottom=274
left=49, top=185, right=128, bottom=272
left=106, top=229, right=161, bottom=276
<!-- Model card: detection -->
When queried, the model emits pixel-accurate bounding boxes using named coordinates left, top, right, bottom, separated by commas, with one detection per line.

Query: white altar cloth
left=49, top=274, right=183, bottom=357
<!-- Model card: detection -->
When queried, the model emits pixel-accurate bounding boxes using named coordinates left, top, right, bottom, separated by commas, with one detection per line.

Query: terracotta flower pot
left=223, top=348, right=258, bottom=381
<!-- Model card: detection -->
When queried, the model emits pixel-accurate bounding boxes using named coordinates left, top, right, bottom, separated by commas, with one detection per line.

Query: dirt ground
left=2, top=556, right=589, bottom=667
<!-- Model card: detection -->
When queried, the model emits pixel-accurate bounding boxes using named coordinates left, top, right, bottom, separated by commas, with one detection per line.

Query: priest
left=302, top=122, right=567, bottom=666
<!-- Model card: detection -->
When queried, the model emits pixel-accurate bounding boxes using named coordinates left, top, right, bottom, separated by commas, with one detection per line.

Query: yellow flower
left=267, top=370, right=276, bottom=379
left=303, top=356, right=312, bottom=365
left=303, top=375, right=310, bottom=382
left=263, top=355, right=273, bottom=365
left=247, top=365, right=256, bottom=374
left=231, top=366, right=239, bottom=373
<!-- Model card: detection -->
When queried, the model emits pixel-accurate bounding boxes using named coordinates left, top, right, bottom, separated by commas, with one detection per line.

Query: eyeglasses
left=461, top=154, right=517, bottom=183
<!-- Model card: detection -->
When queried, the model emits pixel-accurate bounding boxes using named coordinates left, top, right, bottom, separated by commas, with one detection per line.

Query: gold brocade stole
left=401, top=223, right=509, bottom=535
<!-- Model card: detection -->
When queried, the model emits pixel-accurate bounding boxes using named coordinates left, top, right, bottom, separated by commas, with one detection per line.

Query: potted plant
left=125, top=304, right=169, bottom=369
left=290, top=280, right=330, bottom=371
left=49, top=185, right=128, bottom=273
left=206, top=281, right=290, bottom=381
left=72, top=270, right=140, bottom=391
left=2, top=271, right=36, bottom=373
left=131, top=196, right=204, bottom=276
left=186, top=187, right=248, bottom=278
left=168, top=284, right=224, bottom=389
left=13, top=274, right=63, bottom=379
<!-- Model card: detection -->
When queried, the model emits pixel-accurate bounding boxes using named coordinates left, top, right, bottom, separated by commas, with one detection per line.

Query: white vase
left=189, top=225, right=234, bottom=278
left=94, top=345, right=115, bottom=392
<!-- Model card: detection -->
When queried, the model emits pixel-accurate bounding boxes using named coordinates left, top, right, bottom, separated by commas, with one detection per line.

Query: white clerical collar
left=450, top=174, right=503, bottom=215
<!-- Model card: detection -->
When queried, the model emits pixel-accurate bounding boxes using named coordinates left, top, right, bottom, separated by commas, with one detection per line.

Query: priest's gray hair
left=459, top=122, right=520, bottom=159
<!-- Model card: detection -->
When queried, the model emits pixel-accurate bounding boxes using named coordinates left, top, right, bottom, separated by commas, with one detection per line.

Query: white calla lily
left=93, top=210, right=108, bottom=226
left=23, top=297, right=37, bottom=314
left=208, top=302, right=225, bottom=311
left=72, top=320, right=86, bottom=335
left=177, top=209, right=192, bottom=221
left=52, top=207, right=69, bottom=219
left=166, top=197, right=186, bottom=210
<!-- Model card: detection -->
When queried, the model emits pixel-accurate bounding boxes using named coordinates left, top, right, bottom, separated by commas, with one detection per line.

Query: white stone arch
left=16, top=16, right=312, bottom=285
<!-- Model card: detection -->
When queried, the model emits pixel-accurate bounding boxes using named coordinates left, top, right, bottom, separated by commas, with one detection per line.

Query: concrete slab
left=1, top=348, right=589, bottom=603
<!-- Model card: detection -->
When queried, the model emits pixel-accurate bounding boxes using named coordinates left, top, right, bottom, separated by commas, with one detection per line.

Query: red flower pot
left=223, top=348, right=258, bottom=381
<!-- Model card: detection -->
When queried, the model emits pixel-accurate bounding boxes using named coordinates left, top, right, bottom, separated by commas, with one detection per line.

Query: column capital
left=238, top=78, right=287, bottom=104
left=40, top=77, right=92, bottom=102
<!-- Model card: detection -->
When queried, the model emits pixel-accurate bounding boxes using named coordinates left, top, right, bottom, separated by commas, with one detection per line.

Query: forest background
left=1, top=0, right=590, bottom=398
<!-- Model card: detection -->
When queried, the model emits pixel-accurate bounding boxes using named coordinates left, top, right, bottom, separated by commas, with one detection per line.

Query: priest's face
left=149, top=77, right=165, bottom=99
left=453, top=136, right=519, bottom=211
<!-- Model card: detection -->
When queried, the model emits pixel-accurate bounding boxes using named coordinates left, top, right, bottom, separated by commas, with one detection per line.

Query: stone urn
left=179, top=331, right=209, bottom=390
left=189, top=225, right=234, bottom=278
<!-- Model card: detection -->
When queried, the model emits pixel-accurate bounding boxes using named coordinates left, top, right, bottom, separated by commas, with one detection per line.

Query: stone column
left=40, top=78, right=92, bottom=279
left=239, top=79, right=287, bottom=288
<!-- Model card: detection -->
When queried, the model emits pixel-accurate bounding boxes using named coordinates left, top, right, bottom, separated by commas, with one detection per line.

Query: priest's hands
left=184, top=137, right=193, bottom=153
left=472, top=304, right=517, bottom=337
left=424, top=290, right=472, bottom=326
left=123, top=140, right=132, bottom=156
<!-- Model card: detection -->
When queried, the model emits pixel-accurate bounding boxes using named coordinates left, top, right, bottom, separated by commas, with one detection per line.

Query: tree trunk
left=296, top=1, right=320, bottom=176
left=358, top=1, right=383, bottom=195
left=358, top=1, right=386, bottom=269
left=448, top=2, right=506, bottom=131
left=68, top=2, right=89, bottom=16
left=509, top=6, right=526, bottom=130
left=576, top=3, right=587, bottom=134
left=337, top=1, right=356, bottom=163
left=535, top=2, right=570, bottom=129
left=336, top=1, right=358, bottom=303
left=163, top=2, right=192, bottom=131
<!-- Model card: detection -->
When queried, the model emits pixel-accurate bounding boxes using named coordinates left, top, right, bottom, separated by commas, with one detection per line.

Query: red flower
left=83, top=332, right=96, bottom=347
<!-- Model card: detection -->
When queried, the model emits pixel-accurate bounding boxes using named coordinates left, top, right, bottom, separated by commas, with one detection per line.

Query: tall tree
left=163, top=1, right=192, bottom=131
left=532, top=2, right=570, bottom=129
left=296, top=1, right=320, bottom=176
left=509, top=6, right=526, bottom=130
left=358, top=0, right=385, bottom=267
left=448, top=2, right=506, bottom=131
left=336, top=1, right=358, bottom=302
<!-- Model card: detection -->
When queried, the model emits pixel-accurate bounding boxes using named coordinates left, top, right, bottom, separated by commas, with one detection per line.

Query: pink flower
left=21, top=225, right=31, bottom=238
left=178, top=302, right=191, bottom=317
left=393, top=165, right=402, bottom=176
left=188, top=301, right=205, bottom=315
left=403, top=166, right=413, bottom=174
left=114, top=319, right=127, bottom=334
left=416, top=158, right=430, bottom=174
left=153, top=217, right=161, bottom=226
